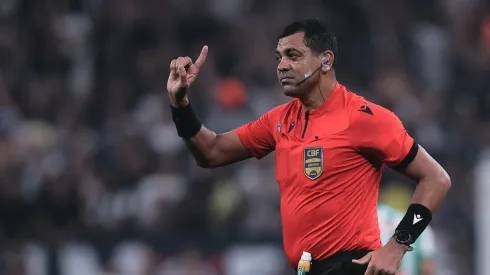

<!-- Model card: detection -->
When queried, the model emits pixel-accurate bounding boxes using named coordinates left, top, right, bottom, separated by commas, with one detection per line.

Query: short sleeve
left=350, top=102, right=418, bottom=169
left=236, top=110, right=276, bottom=159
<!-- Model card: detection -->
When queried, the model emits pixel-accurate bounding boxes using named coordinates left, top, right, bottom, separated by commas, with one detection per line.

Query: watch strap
left=394, top=230, right=414, bottom=252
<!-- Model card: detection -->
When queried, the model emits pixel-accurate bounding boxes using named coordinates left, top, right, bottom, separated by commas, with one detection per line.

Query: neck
left=300, top=77, right=337, bottom=111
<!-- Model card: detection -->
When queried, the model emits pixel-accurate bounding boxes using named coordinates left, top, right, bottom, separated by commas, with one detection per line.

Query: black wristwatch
left=393, top=230, right=414, bottom=251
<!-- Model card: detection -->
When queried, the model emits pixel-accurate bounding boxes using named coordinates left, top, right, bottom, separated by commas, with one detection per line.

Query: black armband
left=170, top=102, right=202, bottom=139
left=395, top=204, right=432, bottom=244
left=393, top=142, right=419, bottom=171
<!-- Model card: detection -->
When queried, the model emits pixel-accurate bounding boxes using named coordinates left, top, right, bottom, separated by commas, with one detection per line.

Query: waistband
left=309, top=250, right=371, bottom=275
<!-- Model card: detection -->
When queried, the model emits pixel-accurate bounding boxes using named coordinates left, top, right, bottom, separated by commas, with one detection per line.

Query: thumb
left=352, top=252, right=372, bottom=265
left=177, top=66, right=188, bottom=87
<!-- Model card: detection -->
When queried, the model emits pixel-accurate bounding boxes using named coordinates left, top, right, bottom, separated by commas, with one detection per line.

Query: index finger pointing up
left=194, top=45, right=208, bottom=69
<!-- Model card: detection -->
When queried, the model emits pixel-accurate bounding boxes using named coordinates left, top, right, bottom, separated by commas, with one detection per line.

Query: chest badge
left=304, top=147, right=323, bottom=180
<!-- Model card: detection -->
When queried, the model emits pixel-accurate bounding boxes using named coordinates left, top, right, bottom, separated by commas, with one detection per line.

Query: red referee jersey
left=236, top=82, right=416, bottom=267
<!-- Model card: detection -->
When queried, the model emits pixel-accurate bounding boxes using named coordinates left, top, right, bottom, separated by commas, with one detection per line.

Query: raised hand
left=167, top=45, right=208, bottom=107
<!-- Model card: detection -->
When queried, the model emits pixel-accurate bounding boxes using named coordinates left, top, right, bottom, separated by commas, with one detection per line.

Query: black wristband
left=395, top=204, right=432, bottom=243
left=170, top=102, right=202, bottom=139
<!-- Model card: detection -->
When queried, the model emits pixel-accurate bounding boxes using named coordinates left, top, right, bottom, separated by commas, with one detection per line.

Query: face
left=276, top=32, right=321, bottom=97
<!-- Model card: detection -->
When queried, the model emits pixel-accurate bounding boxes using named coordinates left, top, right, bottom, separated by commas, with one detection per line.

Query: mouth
left=280, top=77, right=295, bottom=84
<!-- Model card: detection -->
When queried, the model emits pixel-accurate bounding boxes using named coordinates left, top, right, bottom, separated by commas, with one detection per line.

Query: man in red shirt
left=167, top=19, right=451, bottom=275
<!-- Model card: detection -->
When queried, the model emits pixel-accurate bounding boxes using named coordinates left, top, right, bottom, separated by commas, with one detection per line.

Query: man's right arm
left=183, top=127, right=252, bottom=168
left=167, top=47, right=275, bottom=167
left=171, top=101, right=277, bottom=168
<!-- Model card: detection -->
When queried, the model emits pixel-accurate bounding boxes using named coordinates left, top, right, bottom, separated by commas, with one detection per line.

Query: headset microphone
left=294, top=56, right=330, bottom=87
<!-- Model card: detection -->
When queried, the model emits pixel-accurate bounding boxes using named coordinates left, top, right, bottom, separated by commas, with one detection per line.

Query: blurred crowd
left=0, top=0, right=489, bottom=274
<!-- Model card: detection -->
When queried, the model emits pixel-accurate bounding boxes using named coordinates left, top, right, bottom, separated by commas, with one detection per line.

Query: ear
left=321, top=51, right=335, bottom=73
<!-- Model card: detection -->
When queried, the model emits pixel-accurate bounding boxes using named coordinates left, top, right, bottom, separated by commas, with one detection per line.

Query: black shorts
left=296, top=250, right=371, bottom=275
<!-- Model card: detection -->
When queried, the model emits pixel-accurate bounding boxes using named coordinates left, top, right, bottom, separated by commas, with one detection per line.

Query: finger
left=363, top=263, right=375, bottom=275
left=352, top=253, right=372, bottom=265
left=183, top=57, right=192, bottom=71
left=194, top=45, right=208, bottom=69
left=177, top=66, right=188, bottom=86
left=170, top=59, right=177, bottom=72
left=177, top=56, right=193, bottom=69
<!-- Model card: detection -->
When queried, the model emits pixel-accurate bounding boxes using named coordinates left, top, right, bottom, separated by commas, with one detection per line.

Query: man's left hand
left=352, top=238, right=409, bottom=275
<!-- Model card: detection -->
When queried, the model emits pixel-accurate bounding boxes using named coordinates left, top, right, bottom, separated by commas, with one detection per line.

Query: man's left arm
left=386, top=130, right=450, bottom=251
left=353, top=102, right=450, bottom=232
left=404, top=143, right=452, bottom=206
left=351, top=102, right=450, bottom=274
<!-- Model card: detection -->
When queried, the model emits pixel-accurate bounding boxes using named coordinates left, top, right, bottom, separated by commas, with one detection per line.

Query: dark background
left=0, top=0, right=489, bottom=274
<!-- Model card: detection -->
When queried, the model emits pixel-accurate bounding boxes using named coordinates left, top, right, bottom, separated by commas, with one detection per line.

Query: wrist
left=169, top=96, right=189, bottom=108
left=388, top=237, right=411, bottom=253
left=170, top=101, right=202, bottom=139
left=395, top=203, right=432, bottom=244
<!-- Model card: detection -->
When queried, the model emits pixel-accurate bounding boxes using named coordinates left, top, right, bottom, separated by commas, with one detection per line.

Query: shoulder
left=346, top=95, right=400, bottom=127
left=249, top=101, right=295, bottom=132
left=344, top=97, right=406, bottom=140
left=262, top=99, right=302, bottom=131
left=264, top=99, right=298, bottom=119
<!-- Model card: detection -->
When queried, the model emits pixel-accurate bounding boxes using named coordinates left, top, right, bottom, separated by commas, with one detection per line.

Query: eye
left=289, top=54, right=300, bottom=61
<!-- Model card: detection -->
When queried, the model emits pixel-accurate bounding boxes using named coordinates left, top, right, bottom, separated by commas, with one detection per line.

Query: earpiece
left=296, top=55, right=331, bottom=86
left=322, top=56, right=330, bottom=68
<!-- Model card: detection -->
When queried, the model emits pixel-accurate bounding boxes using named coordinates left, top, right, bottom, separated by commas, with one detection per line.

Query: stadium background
left=0, top=0, right=489, bottom=274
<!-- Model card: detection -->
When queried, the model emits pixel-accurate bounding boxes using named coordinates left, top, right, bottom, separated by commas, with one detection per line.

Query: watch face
left=396, top=230, right=412, bottom=243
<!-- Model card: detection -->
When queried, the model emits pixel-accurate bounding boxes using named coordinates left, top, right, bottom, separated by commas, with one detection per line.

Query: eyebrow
left=276, top=47, right=302, bottom=55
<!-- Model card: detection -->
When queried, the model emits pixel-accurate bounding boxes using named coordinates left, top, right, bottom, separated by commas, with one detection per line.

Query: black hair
left=279, top=19, right=338, bottom=67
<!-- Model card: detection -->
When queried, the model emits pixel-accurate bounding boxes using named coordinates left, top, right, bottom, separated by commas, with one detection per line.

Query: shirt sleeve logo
left=358, top=104, right=374, bottom=115
left=304, top=147, right=323, bottom=180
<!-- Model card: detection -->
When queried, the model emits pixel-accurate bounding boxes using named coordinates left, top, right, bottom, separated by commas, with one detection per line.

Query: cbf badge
left=304, top=147, right=323, bottom=180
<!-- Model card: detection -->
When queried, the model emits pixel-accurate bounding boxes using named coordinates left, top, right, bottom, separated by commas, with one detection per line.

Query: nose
left=277, top=57, right=290, bottom=72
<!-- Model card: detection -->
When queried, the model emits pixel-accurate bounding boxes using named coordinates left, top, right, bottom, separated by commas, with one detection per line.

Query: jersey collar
left=306, top=81, right=344, bottom=116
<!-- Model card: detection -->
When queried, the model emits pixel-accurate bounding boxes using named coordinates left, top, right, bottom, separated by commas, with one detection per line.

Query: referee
left=167, top=19, right=451, bottom=275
